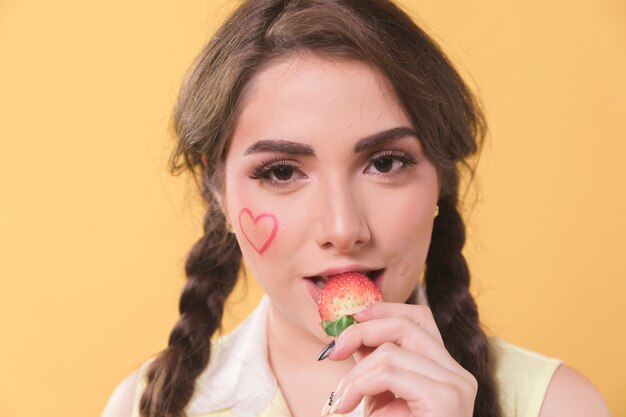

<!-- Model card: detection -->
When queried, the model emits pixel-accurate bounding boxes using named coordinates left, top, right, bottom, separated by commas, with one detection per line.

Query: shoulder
left=539, top=364, right=611, bottom=417
left=490, top=338, right=610, bottom=417
left=101, top=369, right=141, bottom=417
left=491, top=337, right=562, bottom=391
left=490, top=338, right=560, bottom=417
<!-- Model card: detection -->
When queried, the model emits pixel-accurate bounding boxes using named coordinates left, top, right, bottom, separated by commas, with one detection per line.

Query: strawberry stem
left=321, top=315, right=357, bottom=337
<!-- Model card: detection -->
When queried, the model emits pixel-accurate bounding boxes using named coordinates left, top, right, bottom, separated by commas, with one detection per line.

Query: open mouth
left=306, top=269, right=384, bottom=289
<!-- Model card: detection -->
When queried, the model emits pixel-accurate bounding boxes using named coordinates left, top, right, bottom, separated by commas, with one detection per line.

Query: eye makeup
left=248, top=157, right=307, bottom=187
left=366, top=149, right=417, bottom=171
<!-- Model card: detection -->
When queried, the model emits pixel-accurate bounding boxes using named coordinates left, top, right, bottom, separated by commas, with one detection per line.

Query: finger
left=329, top=366, right=456, bottom=416
left=329, top=315, right=465, bottom=375
left=346, top=342, right=470, bottom=388
left=352, top=302, right=443, bottom=344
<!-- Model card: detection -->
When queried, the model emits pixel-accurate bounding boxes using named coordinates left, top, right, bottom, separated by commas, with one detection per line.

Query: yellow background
left=0, top=1, right=624, bottom=416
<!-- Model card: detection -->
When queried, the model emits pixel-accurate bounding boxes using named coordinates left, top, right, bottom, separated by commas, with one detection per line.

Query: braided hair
left=141, top=1, right=501, bottom=416
left=139, top=172, right=242, bottom=417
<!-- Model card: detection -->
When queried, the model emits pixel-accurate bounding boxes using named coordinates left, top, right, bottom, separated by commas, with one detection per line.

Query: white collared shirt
left=186, top=296, right=364, bottom=417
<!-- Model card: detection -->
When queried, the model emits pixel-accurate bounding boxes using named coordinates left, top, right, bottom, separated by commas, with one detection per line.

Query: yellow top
left=491, top=338, right=562, bottom=417
left=131, top=298, right=561, bottom=417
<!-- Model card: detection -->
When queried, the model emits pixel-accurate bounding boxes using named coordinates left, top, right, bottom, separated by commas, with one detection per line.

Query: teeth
left=315, top=279, right=325, bottom=288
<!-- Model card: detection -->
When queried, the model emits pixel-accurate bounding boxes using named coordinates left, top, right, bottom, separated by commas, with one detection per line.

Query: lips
left=306, top=269, right=384, bottom=289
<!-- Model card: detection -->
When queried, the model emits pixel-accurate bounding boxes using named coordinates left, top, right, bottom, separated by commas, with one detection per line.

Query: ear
left=201, top=153, right=209, bottom=167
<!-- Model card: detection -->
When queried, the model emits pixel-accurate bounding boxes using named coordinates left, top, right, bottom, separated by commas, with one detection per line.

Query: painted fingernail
left=317, top=340, right=335, bottom=361
left=321, top=391, right=335, bottom=416
left=327, top=392, right=344, bottom=415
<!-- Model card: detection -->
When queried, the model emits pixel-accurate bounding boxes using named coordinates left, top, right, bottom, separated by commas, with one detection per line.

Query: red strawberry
left=317, top=271, right=383, bottom=336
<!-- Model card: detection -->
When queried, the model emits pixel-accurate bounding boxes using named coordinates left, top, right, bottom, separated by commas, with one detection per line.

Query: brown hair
left=140, top=1, right=501, bottom=416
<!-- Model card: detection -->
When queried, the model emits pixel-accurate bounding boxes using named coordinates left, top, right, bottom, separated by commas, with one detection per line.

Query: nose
left=314, top=179, right=371, bottom=254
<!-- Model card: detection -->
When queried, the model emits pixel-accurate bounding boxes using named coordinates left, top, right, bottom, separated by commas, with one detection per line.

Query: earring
left=434, top=205, right=439, bottom=218
left=225, top=222, right=234, bottom=233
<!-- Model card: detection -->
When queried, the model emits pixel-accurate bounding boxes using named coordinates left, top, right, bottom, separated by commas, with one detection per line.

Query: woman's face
left=221, top=53, right=439, bottom=342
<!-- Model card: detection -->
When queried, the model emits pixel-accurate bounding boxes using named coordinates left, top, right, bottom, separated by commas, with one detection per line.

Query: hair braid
left=425, top=174, right=500, bottom=417
left=139, top=197, right=241, bottom=417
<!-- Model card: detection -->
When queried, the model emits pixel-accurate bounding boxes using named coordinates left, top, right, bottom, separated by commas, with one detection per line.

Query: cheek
left=368, top=186, right=435, bottom=246
left=237, top=208, right=279, bottom=255
left=225, top=170, right=311, bottom=263
left=230, top=205, right=285, bottom=298
left=232, top=203, right=311, bottom=313
left=366, top=184, right=435, bottom=297
left=225, top=176, right=278, bottom=258
left=226, top=186, right=307, bottom=275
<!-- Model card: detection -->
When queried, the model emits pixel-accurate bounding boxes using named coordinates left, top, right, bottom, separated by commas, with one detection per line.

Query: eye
left=249, top=159, right=307, bottom=187
left=372, top=156, right=397, bottom=173
left=365, top=150, right=417, bottom=176
left=270, top=165, right=295, bottom=181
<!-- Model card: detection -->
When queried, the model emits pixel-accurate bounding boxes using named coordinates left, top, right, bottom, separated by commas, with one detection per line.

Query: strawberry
left=317, top=271, right=383, bottom=337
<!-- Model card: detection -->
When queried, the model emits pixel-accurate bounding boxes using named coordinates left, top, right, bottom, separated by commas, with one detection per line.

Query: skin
left=221, top=52, right=471, bottom=417
left=101, top=53, right=611, bottom=417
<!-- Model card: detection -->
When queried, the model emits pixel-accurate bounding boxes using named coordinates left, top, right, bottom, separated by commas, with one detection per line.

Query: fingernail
left=321, top=391, right=335, bottom=416
left=317, top=340, right=335, bottom=361
left=327, top=393, right=344, bottom=415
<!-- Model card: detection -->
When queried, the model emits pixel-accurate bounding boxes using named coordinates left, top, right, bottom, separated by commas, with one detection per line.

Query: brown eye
left=373, top=156, right=394, bottom=173
left=272, top=166, right=294, bottom=181
left=250, top=159, right=307, bottom=188
left=364, top=150, right=417, bottom=177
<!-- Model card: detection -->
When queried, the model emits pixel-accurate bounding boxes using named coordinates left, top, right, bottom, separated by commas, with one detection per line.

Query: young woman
left=103, top=1, right=610, bottom=416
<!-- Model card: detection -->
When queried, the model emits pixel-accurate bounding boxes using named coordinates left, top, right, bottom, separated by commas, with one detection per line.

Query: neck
left=266, top=302, right=355, bottom=417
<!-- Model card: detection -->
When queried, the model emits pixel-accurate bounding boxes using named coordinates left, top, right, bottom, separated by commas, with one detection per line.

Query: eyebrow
left=242, top=126, right=419, bottom=156
left=353, top=126, right=419, bottom=153
left=243, top=140, right=315, bottom=156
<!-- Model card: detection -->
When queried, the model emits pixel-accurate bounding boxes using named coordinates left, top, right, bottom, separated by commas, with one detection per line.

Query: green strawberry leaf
left=322, top=315, right=357, bottom=337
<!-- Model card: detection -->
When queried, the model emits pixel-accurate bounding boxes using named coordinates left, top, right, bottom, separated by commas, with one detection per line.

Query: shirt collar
left=187, top=296, right=276, bottom=417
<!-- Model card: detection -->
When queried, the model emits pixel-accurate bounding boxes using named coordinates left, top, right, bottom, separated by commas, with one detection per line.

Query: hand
left=321, top=303, right=477, bottom=417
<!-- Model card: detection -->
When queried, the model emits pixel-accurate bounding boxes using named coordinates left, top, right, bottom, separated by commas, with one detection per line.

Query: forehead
left=231, top=53, right=411, bottom=150
left=242, top=53, right=396, bottom=105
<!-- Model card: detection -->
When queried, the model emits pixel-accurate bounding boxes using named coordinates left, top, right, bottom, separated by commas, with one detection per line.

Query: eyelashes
left=248, top=149, right=418, bottom=187
left=249, top=158, right=306, bottom=187
left=250, top=158, right=302, bottom=179
left=365, top=150, right=417, bottom=175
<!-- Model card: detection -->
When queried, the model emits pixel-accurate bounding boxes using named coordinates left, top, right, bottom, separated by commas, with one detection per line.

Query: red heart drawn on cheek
left=238, top=208, right=279, bottom=255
